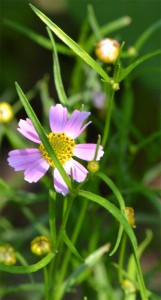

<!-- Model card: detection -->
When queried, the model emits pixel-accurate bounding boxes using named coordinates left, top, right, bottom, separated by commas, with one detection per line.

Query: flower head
left=8, top=104, right=104, bottom=195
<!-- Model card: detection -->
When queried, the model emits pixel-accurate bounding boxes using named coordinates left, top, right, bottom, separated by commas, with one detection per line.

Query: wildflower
left=0, top=244, right=17, bottom=266
left=8, top=104, right=104, bottom=195
left=0, top=102, right=14, bottom=123
left=31, top=236, right=51, bottom=256
left=95, top=38, right=120, bottom=64
left=125, top=207, right=136, bottom=228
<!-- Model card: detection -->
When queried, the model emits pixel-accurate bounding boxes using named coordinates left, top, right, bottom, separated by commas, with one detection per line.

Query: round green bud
left=87, top=161, right=100, bottom=173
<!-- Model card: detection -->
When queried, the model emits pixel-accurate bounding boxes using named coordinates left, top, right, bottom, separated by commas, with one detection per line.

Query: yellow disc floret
left=39, top=132, right=75, bottom=166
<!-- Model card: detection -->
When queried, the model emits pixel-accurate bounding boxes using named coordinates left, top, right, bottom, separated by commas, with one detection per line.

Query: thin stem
left=55, top=200, right=89, bottom=300
left=118, top=232, right=127, bottom=284
left=44, top=266, right=50, bottom=300
left=102, top=87, right=115, bottom=147
left=56, top=195, right=75, bottom=249
left=49, top=189, right=57, bottom=250
left=49, top=194, right=75, bottom=300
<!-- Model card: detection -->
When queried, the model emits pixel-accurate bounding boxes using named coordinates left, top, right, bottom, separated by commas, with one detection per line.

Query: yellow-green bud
left=87, top=161, right=100, bottom=173
left=0, top=102, right=14, bottom=123
left=125, top=207, right=136, bottom=228
left=110, top=79, right=120, bottom=91
left=128, top=47, right=137, bottom=57
left=122, top=279, right=136, bottom=295
left=30, top=236, right=51, bottom=256
left=0, top=244, right=17, bottom=266
left=95, top=38, right=120, bottom=64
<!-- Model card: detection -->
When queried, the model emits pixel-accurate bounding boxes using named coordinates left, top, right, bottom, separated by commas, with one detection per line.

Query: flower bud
left=0, top=244, right=17, bottom=266
left=122, top=279, right=136, bottom=295
left=109, top=79, right=120, bottom=91
left=128, top=47, right=137, bottom=57
left=125, top=207, right=136, bottom=228
left=87, top=161, right=100, bottom=173
left=95, top=38, right=120, bottom=64
left=0, top=102, right=14, bottom=123
left=30, top=236, right=51, bottom=256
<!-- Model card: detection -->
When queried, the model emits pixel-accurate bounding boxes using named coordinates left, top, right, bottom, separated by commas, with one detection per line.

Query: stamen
left=39, top=132, right=75, bottom=167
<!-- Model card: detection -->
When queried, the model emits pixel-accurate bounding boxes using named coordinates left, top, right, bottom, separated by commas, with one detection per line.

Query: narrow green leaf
left=62, top=243, right=110, bottom=294
left=86, top=16, right=131, bottom=51
left=47, top=27, right=68, bottom=106
left=87, top=5, right=102, bottom=40
left=96, top=172, right=125, bottom=211
left=29, top=4, right=110, bottom=82
left=0, top=283, right=44, bottom=296
left=118, top=49, right=161, bottom=82
left=0, top=252, right=54, bottom=274
left=110, top=225, right=124, bottom=256
left=134, top=19, right=161, bottom=52
left=4, top=19, right=72, bottom=56
left=63, top=232, right=84, bottom=262
left=127, top=230, right=153, bottom=278
left=78, top=190, right=148, bottom=300
left=15, top=82, right=71, bottom=189
left=79, top=190, right=135, bottom=246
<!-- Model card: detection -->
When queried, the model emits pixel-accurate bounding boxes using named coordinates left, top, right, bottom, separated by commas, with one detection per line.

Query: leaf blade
left=118, top=49, right=161, bottom=82
left=29, top=4, right=110, bottom=82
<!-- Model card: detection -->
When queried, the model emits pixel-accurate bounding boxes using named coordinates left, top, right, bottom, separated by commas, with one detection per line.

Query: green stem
left=44, top=267, right=50, bottom=300
left=54, top=200, right=89, bottom=300
left=49, top=195, right=75, bottom=300
left=49, top=189, right=57, bottom=250
left=56, top=195, right=75, bottom=249
left=118, top=233, right=127, bottom=284
left=102, top=87, right=115, bottom=147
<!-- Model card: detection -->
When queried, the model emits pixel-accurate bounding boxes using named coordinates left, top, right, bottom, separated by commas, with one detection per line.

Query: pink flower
left=8, top=104, right=104, bottom=195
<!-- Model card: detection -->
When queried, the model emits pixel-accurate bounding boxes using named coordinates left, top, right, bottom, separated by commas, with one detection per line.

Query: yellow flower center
left=39, top=132, right=75, bottom=167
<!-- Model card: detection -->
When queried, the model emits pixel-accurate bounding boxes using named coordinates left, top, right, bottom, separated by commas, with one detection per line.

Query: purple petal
left=65, top=158, right=88, bottom=183
left=64, top=110, right=91, bottom=139
left=73, top=144, right=104, bottom=161
left=24, top=158, right=50, bottom=183
left=53, top=168, right=69, bottom=196
left=18, top=118, right=41, bottom=143
left=49, top=104, right=68, bottom=133
left=8, top=149, right=42, bottom=171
